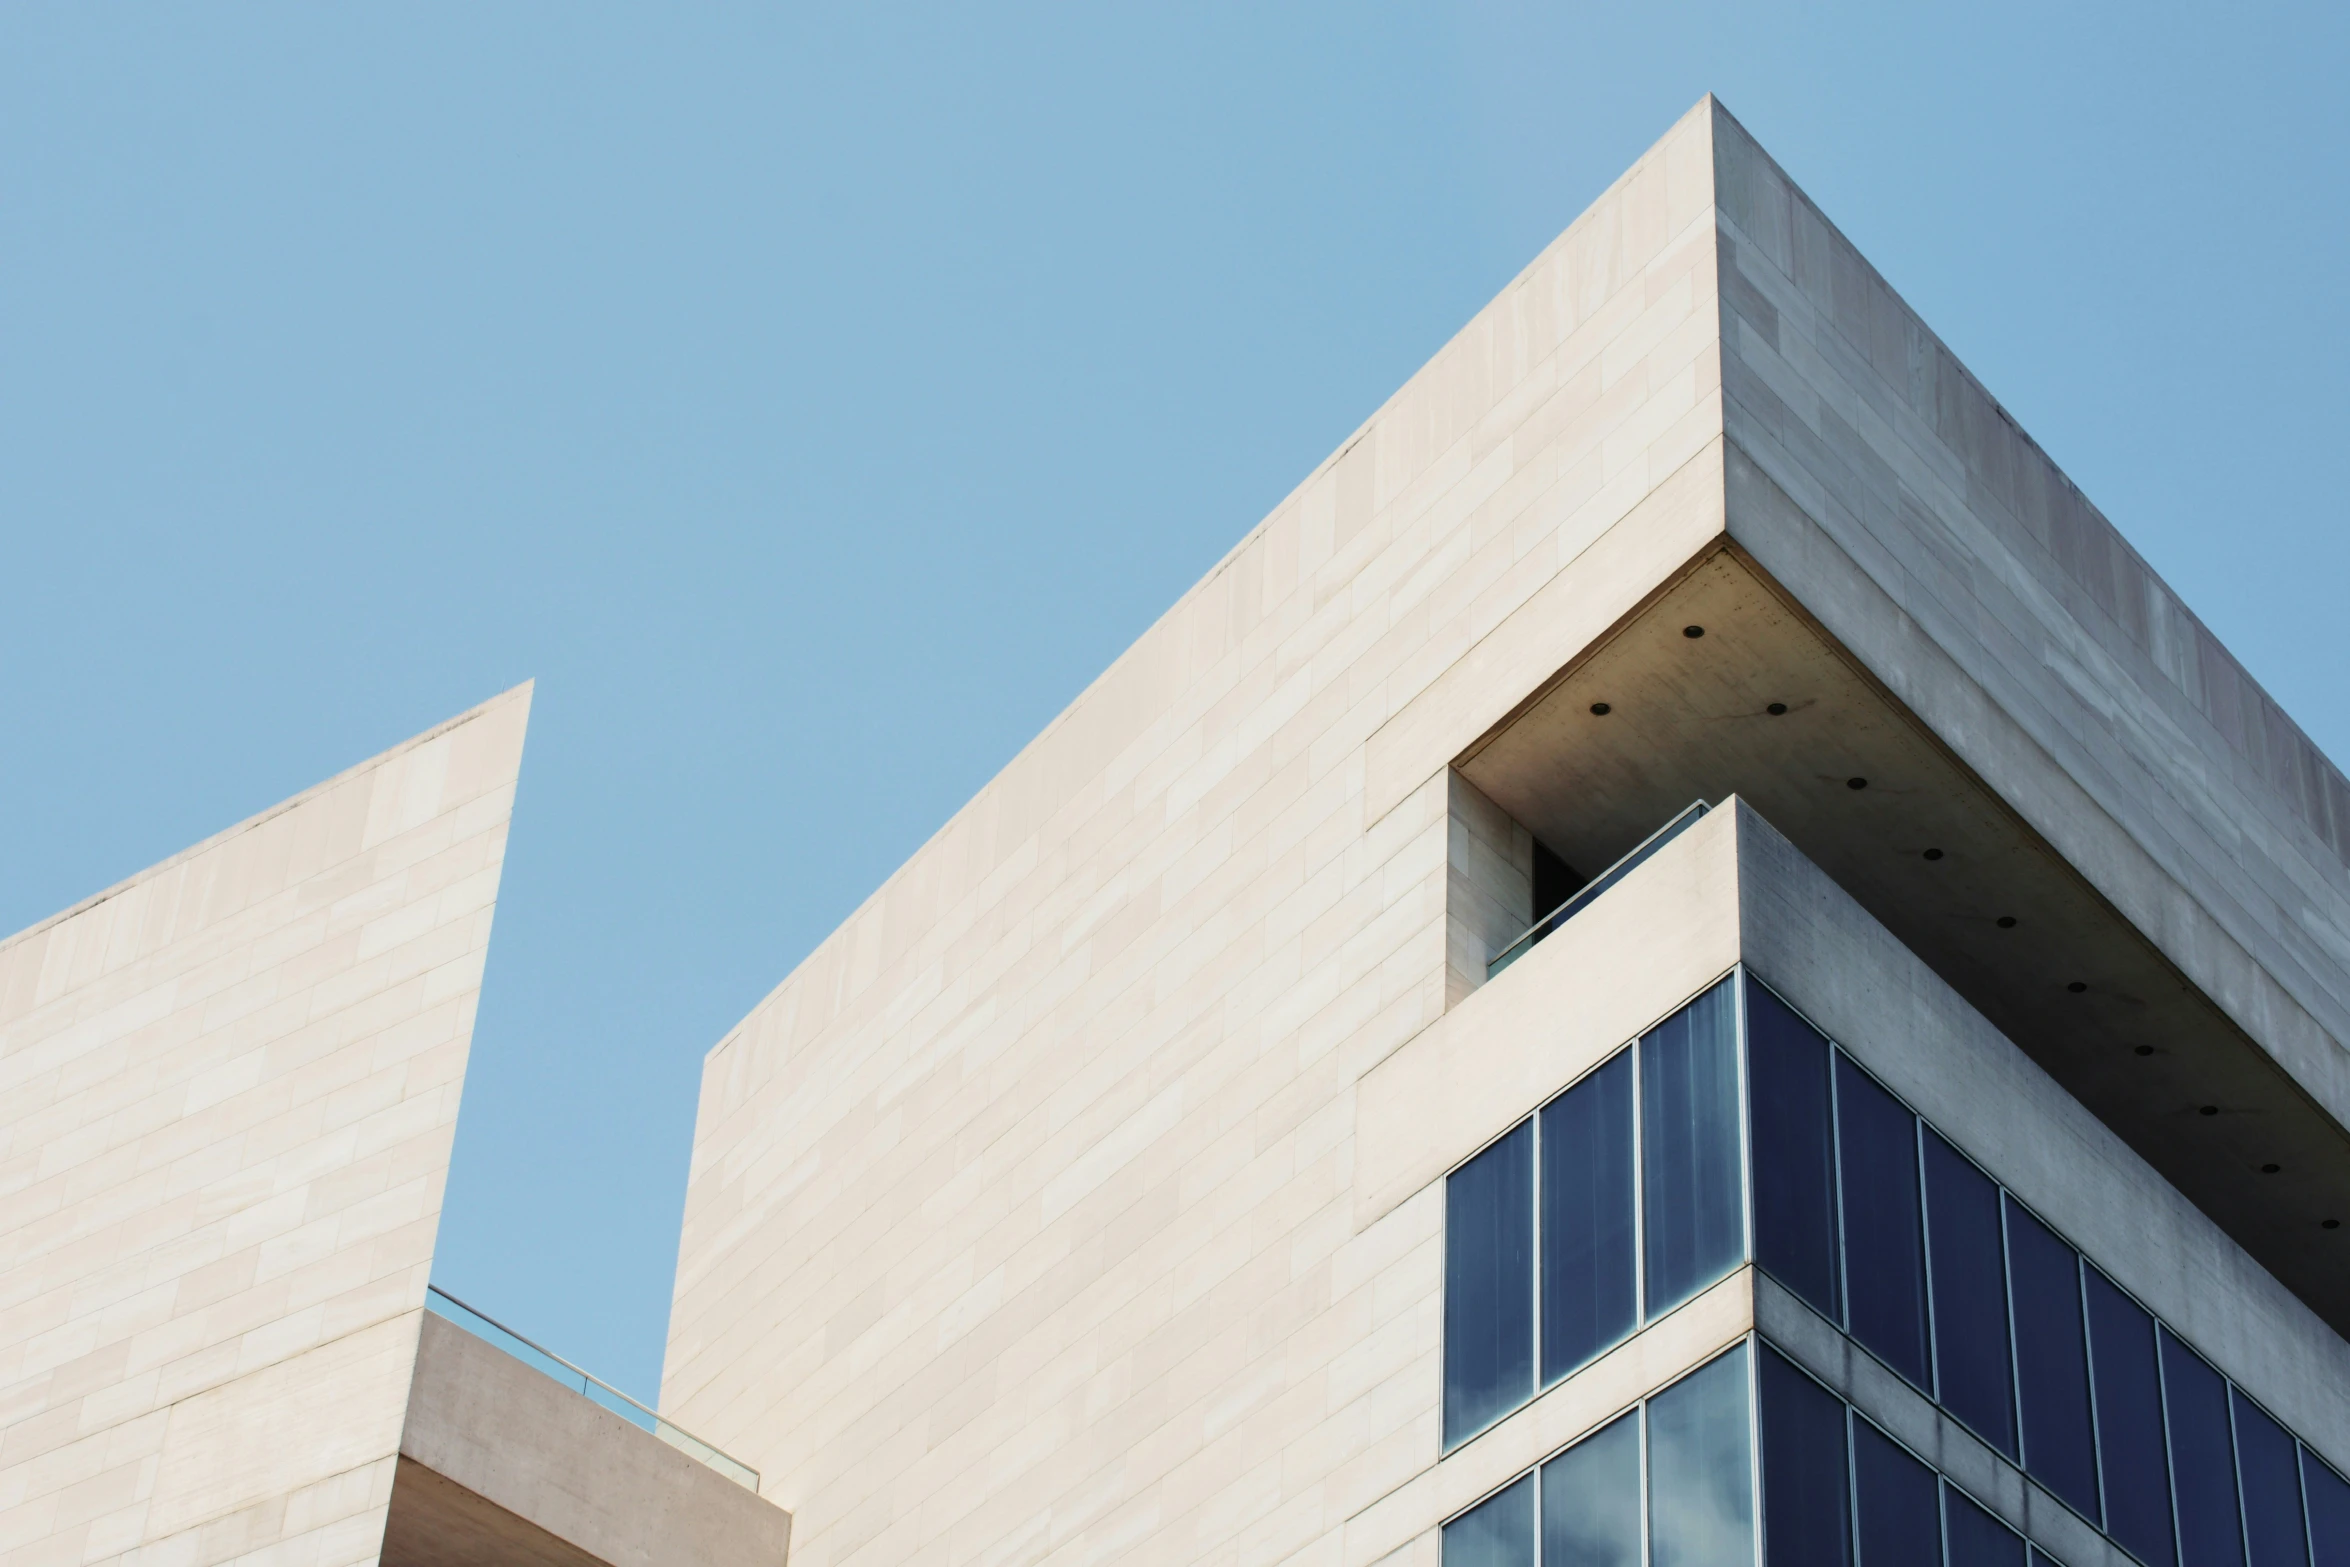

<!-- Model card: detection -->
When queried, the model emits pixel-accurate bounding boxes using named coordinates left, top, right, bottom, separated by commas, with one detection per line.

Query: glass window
left=1759, top=1346, right=1851, bottom=1567
left=1853, top=1419, right=1940, bottom=1567
left=1945, top=1485, right=2025, bottom=1567
left=2235, top=1391, right=2309, bottom=1567
left=2085, top=1268, right=2174, bottom=1567
left=1542, top=1410, right=1642, bottom=1567
left=1446, top=1121, right=1535, bottom=1447
left=1923, top=1130, right=2015, bottom=1456
left=2006, top=1200, right=2098, bottom=1520
left=1746, top=978, right=1840, bottom=1319
left=1836, top=1056, right=1930, bottom=1388
left=2029, top=1550, right=2066, bottom=1567
left=1542, top=1052, right=1637, bottom=1385
left=1648, top=1346, right=1755, bottom=1567
left=2304, top=1449, right=2350, bottom=1567
left=2161, top=1329, right=2245, bottom=1567
left=1641, top=979, right=1744, bottom=1317
left=1446, top=1473, right=1536, bottom=1567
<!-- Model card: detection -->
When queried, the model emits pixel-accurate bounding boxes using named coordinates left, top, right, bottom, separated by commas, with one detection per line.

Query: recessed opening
left=1439, top=544, right=2350, bottom=1332
left=1532, top=840, right=1582, bottom=926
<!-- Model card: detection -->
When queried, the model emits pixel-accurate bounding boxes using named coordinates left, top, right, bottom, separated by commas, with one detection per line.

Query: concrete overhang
left=382, top=1312, right=792, bottom=1567
left=1454, top=543, right=2350, bottom=1334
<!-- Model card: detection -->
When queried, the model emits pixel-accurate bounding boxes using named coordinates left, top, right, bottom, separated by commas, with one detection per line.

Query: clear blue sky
left=6, top=3, right=2344, bottom=1404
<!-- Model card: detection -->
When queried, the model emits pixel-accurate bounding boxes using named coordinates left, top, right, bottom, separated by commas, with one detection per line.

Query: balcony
left=381, top=1288, right=790, bottom=1567
left=1444, top=544, right=2350, bottom=1334
left=1486, top=800, right=1710, bottom=980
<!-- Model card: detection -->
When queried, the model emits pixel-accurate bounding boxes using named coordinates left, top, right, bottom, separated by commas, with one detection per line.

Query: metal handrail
left=1486, top=799, right=1711, bottom=979
left=424, top=1284, right=760, bottom=1492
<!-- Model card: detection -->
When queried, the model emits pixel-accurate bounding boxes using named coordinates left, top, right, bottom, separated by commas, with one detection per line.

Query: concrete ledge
left=383, top=1313, right=791, bottom=1567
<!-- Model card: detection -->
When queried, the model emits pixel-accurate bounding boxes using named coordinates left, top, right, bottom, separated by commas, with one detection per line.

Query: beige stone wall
left=665, top=101, right=1727, bottom=1567
left=0, top=687, right=529, bottom=1567
left=1710, top=105, right=2350, bottom=1129
left=1442, top=772, right=1530, bottom=1009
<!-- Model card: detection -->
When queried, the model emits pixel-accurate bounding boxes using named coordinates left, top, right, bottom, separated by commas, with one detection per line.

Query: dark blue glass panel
left=1446, top=1474, right=1537, bottom=1567
left=2085, top=1268, right=2174, bottom=1567
left=2304, top=1449, right=2350, bottom=1567
left=1853, top=1420, right=1939, bottom=1567
left=1759, top=1346, right=1851, bottom=1567
left=2005, top=1200, right=2098, bottom=1520
left=2161, top=1330, right=2245, bottom=1567
left=1543, top=1410, right=1642, bottom=1567
left=1945, top=1486, right=2025, bottom=1567
left=1541, top=1052, right=1636, bottom=1385
left=2236, top=1391, right=2310, bottom=1567
left=1649, top=1345, right=1755, bottom=1567
left=1642, top=979, right=1744, bottom=1317
left=1747, top=978, right=1840, bottom=1319
left=1836, top=1056, right=1930, bottom=1388
left=1446, top=1121, right=1535, bottom=1446
left=1924, top=1130, right=2015, bottom=1457
left=2029, top=1550, right=2066, bottom=1567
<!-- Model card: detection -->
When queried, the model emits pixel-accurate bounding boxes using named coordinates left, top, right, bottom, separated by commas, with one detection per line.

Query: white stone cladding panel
left=665, top=103, right=1729, bottom=1567
left=0, top=688, right=528, bottom=1567
left=1442, top=773, right=1530, bottom=1009
left=1710, top=105, right=2350, bottom=1126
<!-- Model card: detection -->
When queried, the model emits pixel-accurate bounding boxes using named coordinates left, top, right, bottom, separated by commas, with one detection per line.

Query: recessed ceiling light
left=2067, top=981, right=2088, bottom=994
left=2327, top=1219, right=2342, bottom=1231
left=1590, top=702, right=1611, bottom=716
left=1767, top=702, right=1788, bottom=716
left=1683, top=625, right=1705, bottom=639
left=2200, top=1105, right=2219, bottom=1116
left=1846, top=777, right=1868, bottom=791
left=2135, top=1045, right=2155, bottom=1056
left=1923, top=848, right=1944, bottom=861
left=2263, top=1164, right=2282, bottom=1174
left=1996, top=916, right=2018, bottom=929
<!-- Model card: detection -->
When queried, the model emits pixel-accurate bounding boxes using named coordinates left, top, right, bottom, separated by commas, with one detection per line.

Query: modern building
left=0, top=691, right=787, bottom=1567
left=8, top=96, right=2349, bottom=1567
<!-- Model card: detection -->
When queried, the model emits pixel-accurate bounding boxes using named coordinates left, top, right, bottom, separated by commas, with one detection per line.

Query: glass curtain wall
left=1757, top=1344, right=2036, bottom=1567
left=1441, top=970, right=2350, bottom=1566
left=1444, top=975, right=1742, bottom=1447
left=1444, top=1339, right=2043, bottom=1567
left=1442, top=1347, right=1753, bottom=1567
left=1744, top=972, right=2350, bottom=1567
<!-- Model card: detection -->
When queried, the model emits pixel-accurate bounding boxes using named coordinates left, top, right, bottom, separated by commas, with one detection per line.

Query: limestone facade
left=1, top=687, right=530, bottom=1567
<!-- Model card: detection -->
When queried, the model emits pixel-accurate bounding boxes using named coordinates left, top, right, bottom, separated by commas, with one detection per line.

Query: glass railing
left=424, top=1285, right=760, bottom=1492
left=1485, top=800, right=1710, bottom=980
